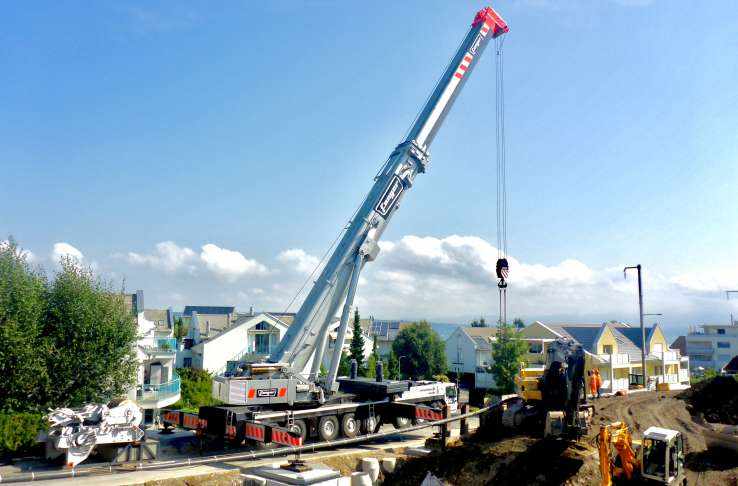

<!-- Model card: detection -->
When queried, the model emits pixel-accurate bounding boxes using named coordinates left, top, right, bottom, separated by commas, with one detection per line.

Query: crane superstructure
left=213, top=6, right=508, bottom=409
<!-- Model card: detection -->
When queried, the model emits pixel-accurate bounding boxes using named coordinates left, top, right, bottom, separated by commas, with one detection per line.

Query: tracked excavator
left=598, top=421, right=686, bottom=485
left=503, top=338, right=594, bottom=439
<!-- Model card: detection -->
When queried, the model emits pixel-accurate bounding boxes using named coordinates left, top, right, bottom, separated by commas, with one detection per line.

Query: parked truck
left=164, top=5, right=508, bottom=448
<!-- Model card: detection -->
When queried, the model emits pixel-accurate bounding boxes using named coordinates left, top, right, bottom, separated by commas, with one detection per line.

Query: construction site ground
left=385, top=390, right=738, bottom=485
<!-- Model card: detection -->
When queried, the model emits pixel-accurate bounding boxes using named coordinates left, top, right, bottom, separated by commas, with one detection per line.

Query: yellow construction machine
left=598, top=421, right=687, bottom=485
left=503, top=338, right=594, bottom=439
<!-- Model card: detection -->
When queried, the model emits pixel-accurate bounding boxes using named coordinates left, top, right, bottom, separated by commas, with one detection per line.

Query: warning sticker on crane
left=375, top=175, right=404, bottom=218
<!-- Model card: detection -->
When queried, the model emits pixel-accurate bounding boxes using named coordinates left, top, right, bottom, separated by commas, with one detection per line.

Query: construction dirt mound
left=678, top=375, right=738, bottom=424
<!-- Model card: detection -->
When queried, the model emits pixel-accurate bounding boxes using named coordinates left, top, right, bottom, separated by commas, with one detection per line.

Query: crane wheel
left=318, top=415, right=339, bottom=441
left=341, top=413, right=358, bottom=438
left=360, top=414, right=382, bottom=435
left=288, top=419, right=308, bottom=443
left=393, top=416, right=411, bottom=429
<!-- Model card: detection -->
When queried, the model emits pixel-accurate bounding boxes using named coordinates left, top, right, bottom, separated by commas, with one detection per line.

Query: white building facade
left=445, top=327, right=497, bottom=389
left=129, top=309, right=181, bottom=424
left=685, top=323, right=738, bottom=371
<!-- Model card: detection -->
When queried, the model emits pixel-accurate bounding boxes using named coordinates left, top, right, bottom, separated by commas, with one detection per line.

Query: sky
left=2, top=1, right=737, bottom=341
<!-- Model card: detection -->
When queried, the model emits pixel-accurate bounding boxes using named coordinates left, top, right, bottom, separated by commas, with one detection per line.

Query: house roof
left=723, top=355, right=738, bottom=373
left=462, top=327, right=499, bottom=338
left=670, top=336, right=687, bottom=356
left=472, top=336, right=492, bottom=351
left=143, top=309, right=168, bottom=322
left=538, top=322, right=653, bottom=362
left=184, top=306, right=235, bottom=316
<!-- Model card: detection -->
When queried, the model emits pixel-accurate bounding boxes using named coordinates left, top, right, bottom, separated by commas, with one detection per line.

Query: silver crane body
left=214, top=7, right=508, bottom=406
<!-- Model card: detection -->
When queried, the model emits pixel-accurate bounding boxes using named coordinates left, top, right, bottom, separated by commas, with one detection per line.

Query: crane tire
left=341, top=413, right=358, bottom=438
left=318, top=415, right=339, bottom=441
left=288, top=419, right=308, bottom=443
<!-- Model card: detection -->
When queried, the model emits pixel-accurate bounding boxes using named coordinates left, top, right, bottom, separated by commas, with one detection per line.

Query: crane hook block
left=472, top=6, right=509, bottom=38
left=496, top=258, right=509, bottom=288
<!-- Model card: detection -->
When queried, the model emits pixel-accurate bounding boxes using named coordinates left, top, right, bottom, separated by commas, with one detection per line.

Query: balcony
left=598, top=353, right=630, bottom=366
left=136, top=372, right=181, bottom=409
left=141, top=338, right=177, bottom=358
left=660, top=351, right=679, bottom=362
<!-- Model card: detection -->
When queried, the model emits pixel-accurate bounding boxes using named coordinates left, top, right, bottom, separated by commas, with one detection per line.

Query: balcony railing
left=141, top=338, right=177, bottom=356
left=136, top=372, right=180, bottom=403
left=599, top=353, right=630, bottom=366
left=660, top=351, right=679, bottom=361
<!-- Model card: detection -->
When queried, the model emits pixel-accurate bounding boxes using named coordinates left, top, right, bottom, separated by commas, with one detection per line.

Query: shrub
left=0, top=412, right=44, bottom=455
left=171, top=368, right=221, bottom=410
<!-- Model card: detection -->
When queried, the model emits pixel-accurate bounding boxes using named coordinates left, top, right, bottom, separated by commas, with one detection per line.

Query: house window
left=183, top=357, right=192, bottom=368
left=602, top=345, right=613, bottom=355
left=718, top=329, right=726, bottom=335
left=255, top=334, right=270, bottom=354
left=184, top=338, right=193, bottom=350
left=717, top=342, right=731, bottom=348
left=528, top=342, right=543, bottom=354
left=255, top=321, right=270, bottom=331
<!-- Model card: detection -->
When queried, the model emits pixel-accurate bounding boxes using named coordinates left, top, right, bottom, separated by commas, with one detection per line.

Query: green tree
left=43, top=259, right=138, bottom=407
left=173, top=317, right=188, bottom=341
left=490, top=320, right=528, bottom=394
left=513, top=318, right=525, bottom=330
left=172, top=368, right=221, bottom=412
left=392, top=321, right=447, bottom=380
left=470, top=316, right=487, bottom=328
left=365, top=354, right=378, bottom=379
left=337, top=351, right=351, bottom=377
left=387, top=351, right=400, bottom=380
left=0, top=239, right=49, bottom=413
left=349, top=308, right=365, bottom=370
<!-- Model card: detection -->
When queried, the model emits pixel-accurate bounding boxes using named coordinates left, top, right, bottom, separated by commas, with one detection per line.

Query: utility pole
left=726, top=291, right=738, bottom=326
left=624, top=265, right=646, bottom=388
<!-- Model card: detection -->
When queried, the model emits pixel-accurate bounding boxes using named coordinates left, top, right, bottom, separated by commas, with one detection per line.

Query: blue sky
left=2, top=1, right=737, bottom=339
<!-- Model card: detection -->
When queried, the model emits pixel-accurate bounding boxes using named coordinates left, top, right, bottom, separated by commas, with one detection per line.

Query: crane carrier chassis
left=162, top=379, right=457, bottom=448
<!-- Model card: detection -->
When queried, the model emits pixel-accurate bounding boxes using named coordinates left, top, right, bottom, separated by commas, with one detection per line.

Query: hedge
left=0, top=412, right=44, bottom=455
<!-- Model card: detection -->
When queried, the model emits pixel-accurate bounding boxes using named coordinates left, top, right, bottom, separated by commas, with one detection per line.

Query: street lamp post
left=624, top=265, right=646, bottom=388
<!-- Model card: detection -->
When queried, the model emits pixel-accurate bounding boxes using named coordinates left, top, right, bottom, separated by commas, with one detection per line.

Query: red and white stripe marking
left=415, top=406, right=444, bottom=421
left=453, top=22, right=491, bottom=80
left=453, top=54, right=474, bottom=80
left=244, top=423, right=265, bottom=441
left=272, top=429, right=303, bottom=447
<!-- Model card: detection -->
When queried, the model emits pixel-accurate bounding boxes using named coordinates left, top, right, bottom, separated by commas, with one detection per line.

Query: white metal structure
left=42, top=400, right=144, bottom=467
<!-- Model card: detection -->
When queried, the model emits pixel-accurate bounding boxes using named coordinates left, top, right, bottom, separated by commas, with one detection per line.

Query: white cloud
left=51, top=242, right=83, bottom=263
left=200, top=244, right=268, bottom=281
left=126, top=241, right=197, bottom=273
left=1, top=240, right=36, bottom=262
left=277, top=248, right=320, bottom=274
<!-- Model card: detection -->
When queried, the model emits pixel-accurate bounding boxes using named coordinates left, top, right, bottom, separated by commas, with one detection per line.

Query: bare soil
left=384, top=391, right=738, bottom=485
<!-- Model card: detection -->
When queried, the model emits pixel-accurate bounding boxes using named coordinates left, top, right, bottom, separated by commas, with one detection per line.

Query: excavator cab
left=640, top=427, right=686, bottom=485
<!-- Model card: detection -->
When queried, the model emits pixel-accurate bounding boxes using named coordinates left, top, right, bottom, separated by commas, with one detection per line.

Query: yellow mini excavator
left=598, top=421, right=687, bottom=485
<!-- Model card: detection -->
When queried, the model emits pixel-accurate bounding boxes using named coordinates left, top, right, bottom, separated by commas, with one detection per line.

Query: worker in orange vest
left=594, top=368, right=602, bottom=398
left=588, top=370, right=597, bottom=399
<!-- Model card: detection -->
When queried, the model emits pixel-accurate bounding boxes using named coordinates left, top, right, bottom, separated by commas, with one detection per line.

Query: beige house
left=520, top=321, right=690, bottom=393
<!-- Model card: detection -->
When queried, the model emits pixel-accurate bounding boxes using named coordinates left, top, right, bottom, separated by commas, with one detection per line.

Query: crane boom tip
left=473, top=6, right=509, bottom=37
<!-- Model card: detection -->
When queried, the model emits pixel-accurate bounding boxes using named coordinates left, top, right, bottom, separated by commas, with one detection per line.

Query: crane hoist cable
left=494, top=35, right=509, bottom=326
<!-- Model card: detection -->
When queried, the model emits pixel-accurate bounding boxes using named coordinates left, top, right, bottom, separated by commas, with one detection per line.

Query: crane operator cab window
left=642, top=438, right=667, bottom=479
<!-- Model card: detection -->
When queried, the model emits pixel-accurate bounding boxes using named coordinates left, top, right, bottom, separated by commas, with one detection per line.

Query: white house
left=445, top=327, right=498, bottom=389
left=177, top=312, right=291, bottom=374
left=129, top=308, right=181, bottom=424
left=685, top=323, right=738, bottom=371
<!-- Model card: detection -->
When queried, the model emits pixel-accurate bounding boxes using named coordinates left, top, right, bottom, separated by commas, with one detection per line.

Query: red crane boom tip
left=472, top=6, right=509, bottom=37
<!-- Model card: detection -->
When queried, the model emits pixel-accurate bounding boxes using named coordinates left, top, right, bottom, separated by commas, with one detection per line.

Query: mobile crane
left=164, top=6, right=510, bottom=447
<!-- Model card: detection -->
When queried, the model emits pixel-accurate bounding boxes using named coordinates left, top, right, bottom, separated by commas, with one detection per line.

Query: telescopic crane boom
left=220, top=6, right=509, bottom=406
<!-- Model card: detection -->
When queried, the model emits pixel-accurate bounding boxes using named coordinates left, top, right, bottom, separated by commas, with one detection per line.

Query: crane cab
left=639, top=426, right=686, bottom=485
